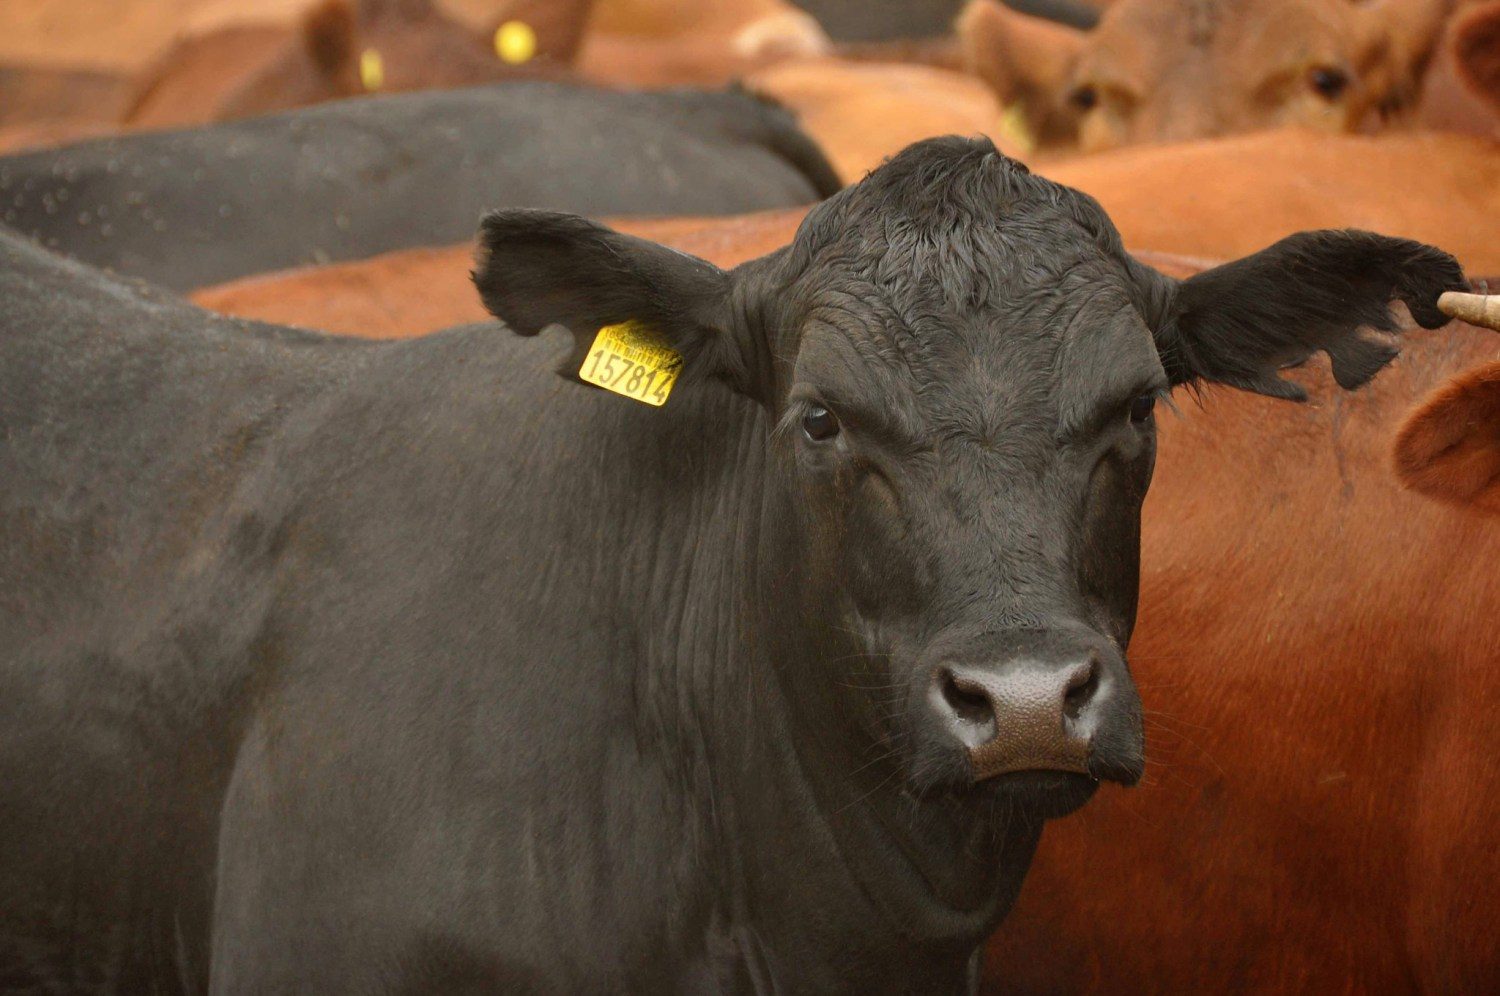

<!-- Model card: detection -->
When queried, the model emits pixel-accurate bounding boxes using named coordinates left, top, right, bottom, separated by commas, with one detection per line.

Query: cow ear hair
left=303, top=0, right=359, bottom=76
left=1393, top=361, right=1500, bottom=516
left=956, top=0, right=1086, bottom=138
left=473, top=209, right=767, bottom=400
left=1453, top=0, right=1500, bottom=116
left=1141, top=230, right=1466, bottom=401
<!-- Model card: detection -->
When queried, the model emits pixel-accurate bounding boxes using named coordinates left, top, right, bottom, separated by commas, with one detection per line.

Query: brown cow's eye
left=1309, top=67, right=1349, bottom=101
left=802, top=405, right=840, bottom=441
left=1070, top=85, right=1099, bottom=112
left=1129, top=394, right=1156, bottom=424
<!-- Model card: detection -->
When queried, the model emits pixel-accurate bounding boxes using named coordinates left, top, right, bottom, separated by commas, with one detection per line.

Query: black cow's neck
left=621, top=383, right=1039, bottom=985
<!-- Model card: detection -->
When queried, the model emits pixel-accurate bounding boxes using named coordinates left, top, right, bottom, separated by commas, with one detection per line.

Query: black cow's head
left=474, top=137, right=1462, bottom=819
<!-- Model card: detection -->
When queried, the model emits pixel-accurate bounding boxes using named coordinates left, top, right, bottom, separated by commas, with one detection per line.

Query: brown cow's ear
left=1144, top=230, right=1467, bottom=401
left=473, top=210, right=768, bottom=400
left=1453, top=0, right=1500, bottom=116
left=303, top=0, right=358, bottom=76
left=1393, top=361, right=1500, bottom=516
left=956, top=0, right=1086, bottom=135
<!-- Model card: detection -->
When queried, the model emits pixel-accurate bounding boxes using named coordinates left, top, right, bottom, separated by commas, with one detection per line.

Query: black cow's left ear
left=473, top=209, right=766, bottom=398
left=1144, top=230, right=1467, bottom=400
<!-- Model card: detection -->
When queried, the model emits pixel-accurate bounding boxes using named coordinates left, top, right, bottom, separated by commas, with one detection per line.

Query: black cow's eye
left=1129, top=394, right=1157, bottom=424
left=1309, top=66, right=1349, bottom=101
left=802, top=405, right=840, bottom=441
left=1070, top=85, right=1099, bottom=112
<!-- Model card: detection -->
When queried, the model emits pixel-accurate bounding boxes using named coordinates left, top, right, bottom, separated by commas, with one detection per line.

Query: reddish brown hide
left=0, top=62, right=130, bottom=131
left=984, top=317, right=1500, bottom=993
left=1046, top=128, right=1500, bottom=276
left=577, top=0, right=829, bottom=86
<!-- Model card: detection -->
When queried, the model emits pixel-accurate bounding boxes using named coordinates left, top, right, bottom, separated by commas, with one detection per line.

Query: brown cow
left=124, top=0, right=582, bottom=129
left=958, top=0, right=1455, bottom=152
left=577, top=0, right=829, bottom=86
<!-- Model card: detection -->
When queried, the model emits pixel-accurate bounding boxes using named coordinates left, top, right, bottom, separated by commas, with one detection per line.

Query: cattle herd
left=1, top=0, right=1497, bottom=993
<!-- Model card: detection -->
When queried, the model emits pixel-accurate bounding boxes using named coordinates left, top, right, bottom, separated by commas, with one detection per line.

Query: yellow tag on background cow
left=359, top=49, right=385, bottom=91
left=997, top=103, right=1037, bottom=156
left=579, top=321, right=682, bottom=407
left=495, top=20, right=538, bottom=65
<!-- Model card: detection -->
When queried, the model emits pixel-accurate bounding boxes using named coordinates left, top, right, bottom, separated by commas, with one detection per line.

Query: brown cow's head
left=217, top=0, right=582, bottom=121
left=473, top=138, right=1463, bottom=817
left=959, top=0, right=1453, bottom=153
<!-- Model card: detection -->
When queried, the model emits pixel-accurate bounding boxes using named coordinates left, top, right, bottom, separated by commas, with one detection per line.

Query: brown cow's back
left=1047, top=128, right=1500, bottom=274
left=124, top=23, right=291, bottom=128
left=190, top=209, right=810, bottom=336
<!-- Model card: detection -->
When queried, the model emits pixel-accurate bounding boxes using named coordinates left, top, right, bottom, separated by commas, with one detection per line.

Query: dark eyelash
left=774, top=399, right=816, bottom=440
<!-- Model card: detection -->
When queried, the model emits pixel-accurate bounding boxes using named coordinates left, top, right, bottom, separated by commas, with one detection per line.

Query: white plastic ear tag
left=579, top=321, right=682, bottom=407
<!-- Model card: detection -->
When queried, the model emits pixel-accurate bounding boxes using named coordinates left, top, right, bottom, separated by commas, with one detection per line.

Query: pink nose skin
left=932, top=658, right=1099, bottom=781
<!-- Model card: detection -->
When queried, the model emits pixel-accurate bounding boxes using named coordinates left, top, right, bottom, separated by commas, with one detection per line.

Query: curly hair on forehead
left=781, top=135, right=1128, bottom=312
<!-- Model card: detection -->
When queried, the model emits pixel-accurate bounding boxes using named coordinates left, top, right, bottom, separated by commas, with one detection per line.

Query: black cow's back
left=0, top=230, right=376, bottom=992
left=0, top=224, right=765, bottom=992
left=0, top=83, right=839, bottom=291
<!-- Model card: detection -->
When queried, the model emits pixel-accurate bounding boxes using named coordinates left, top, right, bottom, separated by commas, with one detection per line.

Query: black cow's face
left=475, top=137, right=1464, bottom=819
left=746, top=170, right=1168, bottom=810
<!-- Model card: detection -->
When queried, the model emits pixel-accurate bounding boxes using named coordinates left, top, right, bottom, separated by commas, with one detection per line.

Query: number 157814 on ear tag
left=579, top=321, right=683, bottom=407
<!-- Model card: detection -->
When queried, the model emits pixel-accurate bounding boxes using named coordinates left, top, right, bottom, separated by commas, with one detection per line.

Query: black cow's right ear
left=473, top=209, right=766, bottom=398
left=1144, top=230, right=1467, bottom=401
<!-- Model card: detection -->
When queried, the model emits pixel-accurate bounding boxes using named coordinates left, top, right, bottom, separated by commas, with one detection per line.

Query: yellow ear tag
left=997, top=102, right=1037, bottom=157
left=495, top=20, right=538, bottom=65
left=359, top=48, right=385, bottom=91
left=579, top=321, right=682, bottom=407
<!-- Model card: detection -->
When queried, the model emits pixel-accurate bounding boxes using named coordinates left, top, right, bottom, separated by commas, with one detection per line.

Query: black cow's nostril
left=939, top=669, right=993, bottom=725
left=1063, top=657, right=1100, bottom=720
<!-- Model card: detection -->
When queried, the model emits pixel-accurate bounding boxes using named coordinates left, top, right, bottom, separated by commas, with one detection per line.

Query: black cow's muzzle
left=924, top=627, right=1144, bottom=787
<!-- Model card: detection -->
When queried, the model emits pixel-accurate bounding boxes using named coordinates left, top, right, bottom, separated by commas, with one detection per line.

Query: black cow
left=798, top=0, right=1099, bottom=40
left=0, top=138, right=1462, bottom=992
left=0, top=82, right=840, bottom=291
